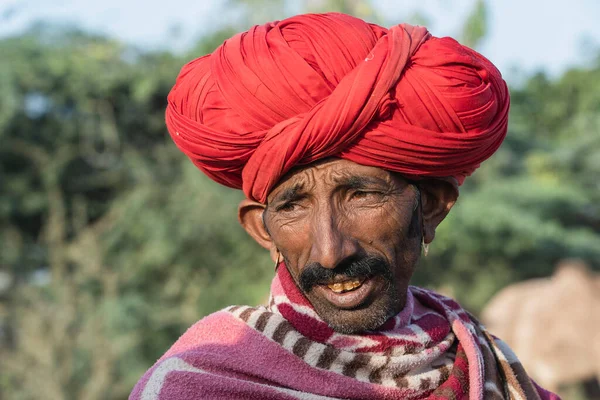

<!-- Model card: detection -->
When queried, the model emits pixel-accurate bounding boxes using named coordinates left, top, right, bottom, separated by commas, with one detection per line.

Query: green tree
left=0, top=23, right=271, bottom=399
left=460, top=0, right=488, bottom=49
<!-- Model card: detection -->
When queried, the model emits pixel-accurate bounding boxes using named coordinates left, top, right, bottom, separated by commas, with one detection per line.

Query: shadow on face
left=238, top=158, right=458, bottom=333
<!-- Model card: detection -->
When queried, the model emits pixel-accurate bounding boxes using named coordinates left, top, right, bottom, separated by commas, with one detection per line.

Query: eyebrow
left=332, top=175, right=389, bottom=189
left=272, top=183, right=306, bottom=204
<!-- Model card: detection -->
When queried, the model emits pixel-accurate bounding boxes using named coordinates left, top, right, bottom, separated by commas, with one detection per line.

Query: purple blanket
left=131, top=267, right=560, bottom=399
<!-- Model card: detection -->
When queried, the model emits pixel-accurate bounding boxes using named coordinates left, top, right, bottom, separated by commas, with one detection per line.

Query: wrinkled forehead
left=266, top=158, right=405, bottom=203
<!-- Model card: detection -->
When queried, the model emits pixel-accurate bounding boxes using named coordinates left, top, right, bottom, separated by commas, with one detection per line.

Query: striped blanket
left=131, top=266, right=559, bottom=399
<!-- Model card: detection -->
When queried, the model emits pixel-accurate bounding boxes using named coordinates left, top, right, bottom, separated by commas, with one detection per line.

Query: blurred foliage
left=0, top=1, right=598, bottom=399
left=0, top=22, right=271, bottom=400
left=460, top=0, right=488, bottom=49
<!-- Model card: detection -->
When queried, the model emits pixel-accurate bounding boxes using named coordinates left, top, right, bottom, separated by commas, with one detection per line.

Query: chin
left=312, top=294, right=403, bottom=334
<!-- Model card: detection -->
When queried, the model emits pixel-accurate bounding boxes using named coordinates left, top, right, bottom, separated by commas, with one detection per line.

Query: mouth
left=314, top=277, right=376, bottom=309
left=326, top=278, right=366, bottom=293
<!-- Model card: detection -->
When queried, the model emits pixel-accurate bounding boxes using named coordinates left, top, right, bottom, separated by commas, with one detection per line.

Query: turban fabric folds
left=166, top=13, right=509, bottom=203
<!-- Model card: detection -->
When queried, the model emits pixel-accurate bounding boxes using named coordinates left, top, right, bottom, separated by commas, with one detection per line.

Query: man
left=131, top=13, right=559, bottom=399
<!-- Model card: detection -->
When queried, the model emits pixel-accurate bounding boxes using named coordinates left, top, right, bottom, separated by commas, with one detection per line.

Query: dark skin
left=239, top=158, right=458, bottom=334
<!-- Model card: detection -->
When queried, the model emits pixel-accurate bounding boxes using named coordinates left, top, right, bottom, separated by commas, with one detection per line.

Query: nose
left=309, top=208, right=359, bottom=270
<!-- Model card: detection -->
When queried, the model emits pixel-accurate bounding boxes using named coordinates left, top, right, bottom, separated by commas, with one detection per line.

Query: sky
left=1, top=0, right=599, bottom=82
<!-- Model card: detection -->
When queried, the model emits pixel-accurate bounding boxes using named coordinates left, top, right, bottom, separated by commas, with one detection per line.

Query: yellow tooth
left=328, top=280, right=363, bottom=292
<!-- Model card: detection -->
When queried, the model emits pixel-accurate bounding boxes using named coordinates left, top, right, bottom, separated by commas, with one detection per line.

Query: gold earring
left=274, top=251, right=281, bottom=270
left=422, top=237, right=429, bottom=257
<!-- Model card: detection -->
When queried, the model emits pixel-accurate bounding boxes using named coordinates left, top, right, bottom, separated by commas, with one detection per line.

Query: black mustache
left=299, top=255, right=392, bottom=292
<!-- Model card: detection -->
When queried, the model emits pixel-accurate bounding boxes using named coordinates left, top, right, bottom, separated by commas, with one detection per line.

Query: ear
left=418, top=178, right=459, bottom=244
left=238, top=199, right=279, bottom=262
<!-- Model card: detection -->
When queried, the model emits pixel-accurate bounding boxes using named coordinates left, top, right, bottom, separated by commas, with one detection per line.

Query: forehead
left=267, top=159, right=397, bottom=200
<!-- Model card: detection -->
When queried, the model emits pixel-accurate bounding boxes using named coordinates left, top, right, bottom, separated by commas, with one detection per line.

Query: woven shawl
left=130, top=265, right=559, bottom=399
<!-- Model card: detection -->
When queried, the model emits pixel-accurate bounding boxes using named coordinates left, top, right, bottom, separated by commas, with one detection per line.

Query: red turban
left=166, top=13, right=509, bottom=203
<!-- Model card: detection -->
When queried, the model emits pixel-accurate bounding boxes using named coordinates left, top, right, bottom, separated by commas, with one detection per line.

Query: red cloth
left=166, top=13, right=509, bottom=202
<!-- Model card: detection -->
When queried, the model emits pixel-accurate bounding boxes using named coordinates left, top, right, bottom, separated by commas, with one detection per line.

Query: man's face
left=263, top=159, right=422, bottom=333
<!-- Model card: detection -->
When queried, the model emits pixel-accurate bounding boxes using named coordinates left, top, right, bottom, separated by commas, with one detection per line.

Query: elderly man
left=131, top=13, right=559, bottom=400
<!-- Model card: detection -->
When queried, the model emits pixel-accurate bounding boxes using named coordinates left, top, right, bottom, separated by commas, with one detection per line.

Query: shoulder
left=159, top=308, right=248, bottom=361
left=488, top=331, right=562, bottom=400
left=129, top=307, right=251, bottom=399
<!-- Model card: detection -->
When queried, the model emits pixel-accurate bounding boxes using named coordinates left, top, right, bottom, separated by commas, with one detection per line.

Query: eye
left=350, top=190, right=381, bottom=201
left=351, top=190, right=370, bottom=199
left=275, top=202, right=298, bottom=212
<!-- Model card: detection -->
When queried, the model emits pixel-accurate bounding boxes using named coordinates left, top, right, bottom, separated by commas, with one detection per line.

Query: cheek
left=270, top=222, right=312, bottom=275
left=347, top=204, right=418, bottom=267
left=347, top=204, right=408, bottom=243
left=387, top=211, right=421, bottom=270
